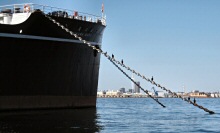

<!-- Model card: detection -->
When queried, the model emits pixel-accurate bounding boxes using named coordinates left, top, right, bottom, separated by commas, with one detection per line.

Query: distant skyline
left=100, top=0, right=220, bottom=93
left=1, top=0, right=220, bottom=92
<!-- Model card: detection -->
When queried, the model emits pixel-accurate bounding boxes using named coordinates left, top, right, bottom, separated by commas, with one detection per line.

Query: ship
left=0, top=3, right=106, bottom=110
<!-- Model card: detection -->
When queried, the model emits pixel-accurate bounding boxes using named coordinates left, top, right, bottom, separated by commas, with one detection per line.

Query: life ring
left=24, top=4, right=30, bottom=13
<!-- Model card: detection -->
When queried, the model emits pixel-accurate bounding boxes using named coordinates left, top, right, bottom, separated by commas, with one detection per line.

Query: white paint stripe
left=0, top=33, right=101, bottom=45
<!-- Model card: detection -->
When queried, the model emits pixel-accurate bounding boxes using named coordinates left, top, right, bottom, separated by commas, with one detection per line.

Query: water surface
left=0, top=98, right=219, bottom=133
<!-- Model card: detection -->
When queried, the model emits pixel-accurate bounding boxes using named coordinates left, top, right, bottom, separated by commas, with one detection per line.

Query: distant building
left=119, top=88, right=126, bottom=93
left=97, top=91, right=106, bottom=97
left=131, top=74, right=140, bottom=93
left=106, top=90, right=122, bottom=97
left=211, top=92, right=220, bottom=98
left=157, top=91, right=165, bottom=98
left=128, top=89, right=133, bottom=93
left=189, top=90, right=210, bottom=98
left=176, top=92, right=189, bottom=98
left=133, top=81, right=140, bottom=93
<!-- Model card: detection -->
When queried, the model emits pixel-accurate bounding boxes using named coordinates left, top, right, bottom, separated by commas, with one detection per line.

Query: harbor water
left=0, top=98, right=220, bottom=133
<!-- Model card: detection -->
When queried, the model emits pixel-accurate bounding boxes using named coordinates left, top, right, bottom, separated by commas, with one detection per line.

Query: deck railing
left=0, top=3, right=106, bottom=25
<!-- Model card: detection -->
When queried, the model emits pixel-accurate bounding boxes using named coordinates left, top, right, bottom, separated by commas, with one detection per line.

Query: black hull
left=0, top=12, right=105, bottom=110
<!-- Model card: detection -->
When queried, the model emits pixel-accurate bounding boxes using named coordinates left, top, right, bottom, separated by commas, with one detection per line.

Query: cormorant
left=193, top=98, right=196, bottom=103
left=151, top=76, right=153, bottom=81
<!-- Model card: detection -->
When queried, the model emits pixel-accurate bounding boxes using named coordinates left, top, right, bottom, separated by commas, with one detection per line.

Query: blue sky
left=1, top=0, right=220, bottom=92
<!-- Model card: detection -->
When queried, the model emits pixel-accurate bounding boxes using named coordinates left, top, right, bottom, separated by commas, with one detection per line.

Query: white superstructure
left=0, top=3, right=106, bottom=25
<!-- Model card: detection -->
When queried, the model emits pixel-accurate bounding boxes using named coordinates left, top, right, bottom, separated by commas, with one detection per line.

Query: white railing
left=0, top=3, right=106, bottom=25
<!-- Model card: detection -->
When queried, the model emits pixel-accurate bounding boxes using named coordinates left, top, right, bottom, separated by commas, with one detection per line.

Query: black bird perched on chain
left=121, top=59, right=123, bottom=64
left=151, top=76, right=154, bottom=81
left=112, top=54, right=114, bottom=59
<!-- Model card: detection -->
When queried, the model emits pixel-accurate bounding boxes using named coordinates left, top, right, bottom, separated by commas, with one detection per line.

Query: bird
left=121, top=59, right=123, bottom=64
left=112, top=54, right=114, bottom=59
left=151, top=76, right=154, bottom=81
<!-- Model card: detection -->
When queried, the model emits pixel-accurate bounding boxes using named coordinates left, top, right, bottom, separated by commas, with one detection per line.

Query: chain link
left=108, top=57, right=166, bottom=108
left=44, top=14, right=215, bottom=114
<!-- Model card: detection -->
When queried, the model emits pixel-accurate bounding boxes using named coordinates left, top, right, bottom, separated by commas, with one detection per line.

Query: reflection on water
left=0, top=108, right=103, bottom=133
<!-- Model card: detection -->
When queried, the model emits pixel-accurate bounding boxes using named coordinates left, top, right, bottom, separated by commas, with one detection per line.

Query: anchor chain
left=44, top=14, right=165, bottom=107
left=44, top=14, right=214, bottom=114
left=108, top=57, right=166, bottom=108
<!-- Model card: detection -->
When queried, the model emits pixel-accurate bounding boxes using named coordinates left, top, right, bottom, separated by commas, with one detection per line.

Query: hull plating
left=0, top=12, right=105, bottom=110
